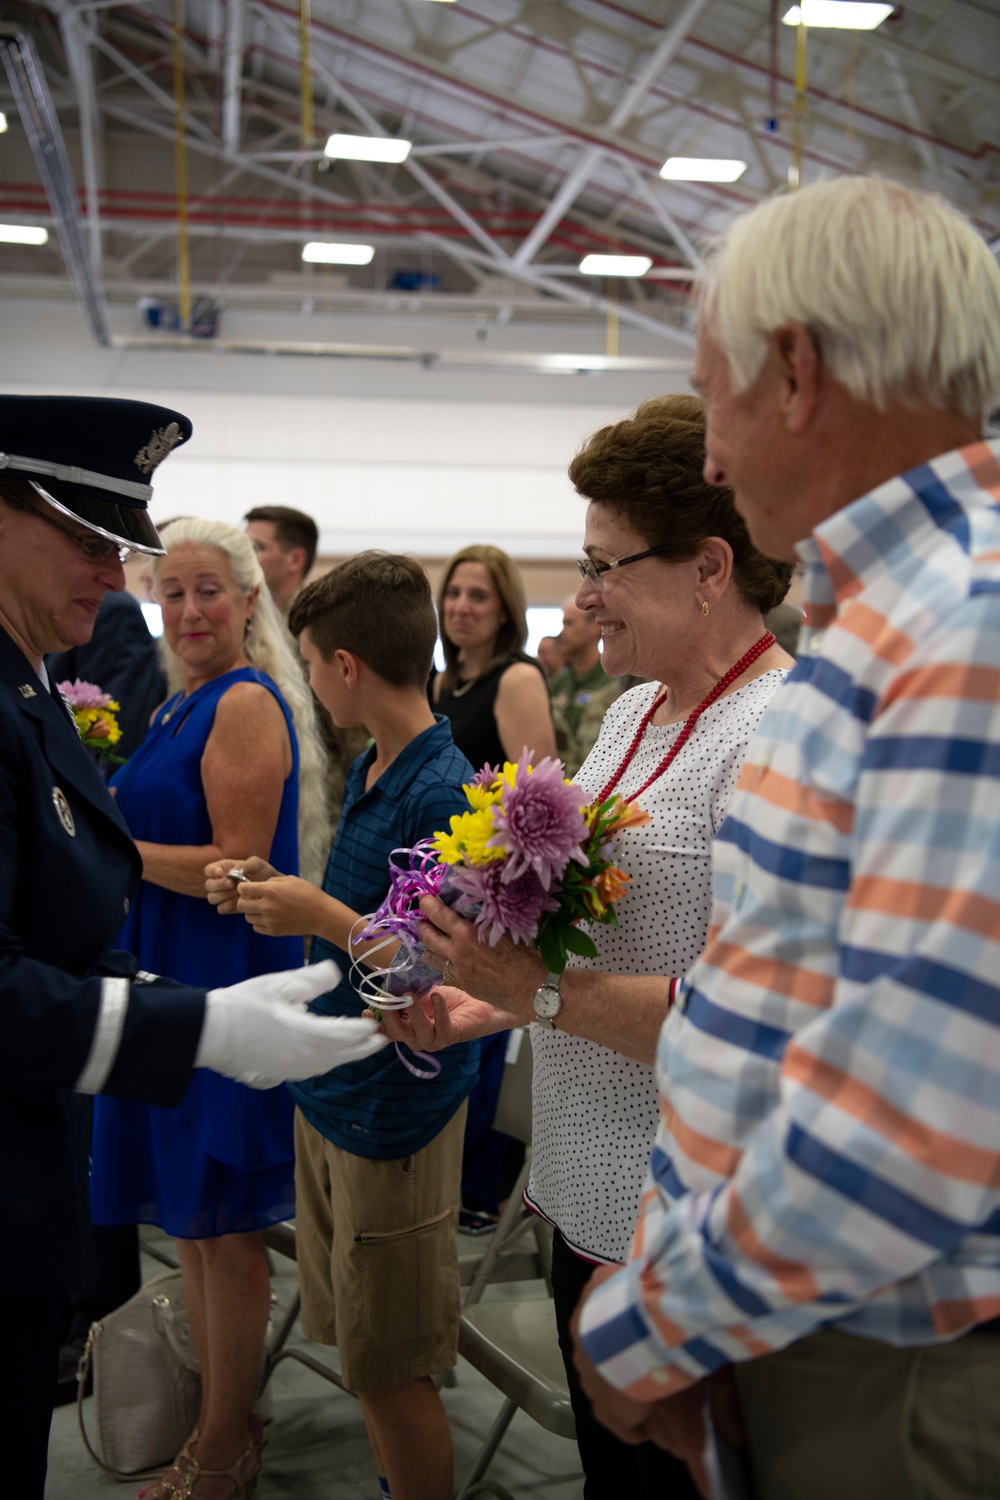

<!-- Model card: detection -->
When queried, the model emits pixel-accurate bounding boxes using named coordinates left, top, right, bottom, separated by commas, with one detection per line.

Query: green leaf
left=536, top=924, right=566, bottom=975
left=563, top=926, right=599, bottom=958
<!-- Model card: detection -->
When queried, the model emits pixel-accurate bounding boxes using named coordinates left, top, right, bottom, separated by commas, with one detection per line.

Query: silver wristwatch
left=531, top=972, right=562, bottom=1028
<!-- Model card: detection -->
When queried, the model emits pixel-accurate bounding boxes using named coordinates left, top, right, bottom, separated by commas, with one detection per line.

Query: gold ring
left=442, top=962, right=455, bottom=987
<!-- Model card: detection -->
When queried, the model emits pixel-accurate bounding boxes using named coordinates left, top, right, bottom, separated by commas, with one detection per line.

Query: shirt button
left=123, top=897, right=130, bottom=915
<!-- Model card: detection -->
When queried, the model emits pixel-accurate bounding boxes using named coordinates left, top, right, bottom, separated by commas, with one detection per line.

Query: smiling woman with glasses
left=382, top=393, right=796, bottom=1500
left=575, top=542, right=672, bottom=588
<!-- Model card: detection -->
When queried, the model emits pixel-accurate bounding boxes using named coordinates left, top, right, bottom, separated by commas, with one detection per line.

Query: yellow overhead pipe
left=299, top=0, right=314, bottom=147
left=789, top=17, right=807, bottom=190
left=606, top=275, right=619, bottom=359
left=172, top=0, right=191, bottom=330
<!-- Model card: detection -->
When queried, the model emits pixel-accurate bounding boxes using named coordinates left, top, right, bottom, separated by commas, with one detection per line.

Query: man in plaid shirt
left=573, top=177, right=1000, bottom=1499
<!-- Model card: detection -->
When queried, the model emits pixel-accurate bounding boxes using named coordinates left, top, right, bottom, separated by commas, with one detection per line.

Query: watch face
left=533, top=984, right=561, bottom=1020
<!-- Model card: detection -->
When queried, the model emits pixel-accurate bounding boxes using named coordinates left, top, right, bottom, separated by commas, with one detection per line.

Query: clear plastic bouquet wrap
left=352, top=751, right=648, bottom=1054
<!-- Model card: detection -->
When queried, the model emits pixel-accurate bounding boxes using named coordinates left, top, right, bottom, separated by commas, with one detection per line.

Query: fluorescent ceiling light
left=302, top=241, right=375, bottom=265
left=660, top=157, right=748, bottom=182
left=579, top=254, right=652, bottom=277
left=0, top=223, right=48, bottom=244
left=782, top=2, right=893, bottom=28
left=0, top=112, right=7, bottom=133
left=323, top=134, right=412, bottom=163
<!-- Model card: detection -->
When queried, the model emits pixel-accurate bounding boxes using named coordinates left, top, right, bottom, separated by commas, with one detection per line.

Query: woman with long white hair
left=91, top=518, right=329, bottom=1500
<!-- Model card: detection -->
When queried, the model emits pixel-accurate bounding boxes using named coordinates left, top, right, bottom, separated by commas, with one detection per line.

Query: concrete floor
left=46, top=1231, right=584, bottom=1500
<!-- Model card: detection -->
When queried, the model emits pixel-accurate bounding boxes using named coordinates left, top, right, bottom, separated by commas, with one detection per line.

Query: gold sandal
left=136, top=1429, right=200, bottom=1500
left=170, top=1438, right=260, bottom=1500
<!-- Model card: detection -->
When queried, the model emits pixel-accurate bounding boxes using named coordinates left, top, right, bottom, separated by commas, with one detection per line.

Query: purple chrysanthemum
left=488, top=750, right=589, bottom=890
left=58, top=678, right=114, bottom=709
left=470, top=762, right=501, bottom=791
left=448, top=860, right=559, bottom=946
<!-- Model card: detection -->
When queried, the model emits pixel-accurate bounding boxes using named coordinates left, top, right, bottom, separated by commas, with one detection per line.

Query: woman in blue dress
left=92, top=519, right=329, bottom=1500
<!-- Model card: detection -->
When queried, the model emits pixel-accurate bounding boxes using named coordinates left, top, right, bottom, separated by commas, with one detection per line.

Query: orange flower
left=604, top=796, right=651, bottom=834
left=593, top=864, right=631, bottom=907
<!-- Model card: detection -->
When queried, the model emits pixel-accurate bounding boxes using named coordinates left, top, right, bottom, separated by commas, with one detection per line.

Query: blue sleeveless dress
left=90, top=668, right=301, bottom=1239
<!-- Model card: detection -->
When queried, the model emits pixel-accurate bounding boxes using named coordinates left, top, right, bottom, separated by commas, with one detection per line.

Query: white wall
left=0, top=296, right=695, bottom=559
left=137, top=387, right=619, bottom=557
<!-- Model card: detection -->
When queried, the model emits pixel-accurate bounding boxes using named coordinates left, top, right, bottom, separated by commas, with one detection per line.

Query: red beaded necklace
left=597, top=631, right=777, bottom=804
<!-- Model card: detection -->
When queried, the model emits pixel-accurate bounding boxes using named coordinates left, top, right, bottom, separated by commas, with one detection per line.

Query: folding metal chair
left=456, top=1030, right=579, bottom=1500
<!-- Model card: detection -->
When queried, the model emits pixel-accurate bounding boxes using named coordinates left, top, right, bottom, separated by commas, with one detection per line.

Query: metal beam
left=222, top=0, right=245, bottom=155
left=252, top=4, right=699, bottom=339
left=257, top=2, right=514, bottom=263
left=98, top=98, right=694, bottom=345
left=511, top=0, right=718, bottom=267
left=56, top=1, right=104, bottom=267
left=409, top=133, right=577, bottom=159
left=84, top=25, right=216, bottom=146
left=623, top=159, right=704, bottom=271
left=882, top=52, right=941, bottom=178
left=0, top=29, right=112, bottom=345
left=85, top=10, right=698, bottom=343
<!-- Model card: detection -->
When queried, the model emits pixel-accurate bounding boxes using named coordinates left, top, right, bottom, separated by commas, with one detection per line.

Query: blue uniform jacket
left=0, top=624, right=204, bottom=1295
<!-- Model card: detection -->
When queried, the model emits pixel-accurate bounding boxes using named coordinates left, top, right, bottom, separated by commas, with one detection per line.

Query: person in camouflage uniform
left=549, top=595, right=629, bottom=777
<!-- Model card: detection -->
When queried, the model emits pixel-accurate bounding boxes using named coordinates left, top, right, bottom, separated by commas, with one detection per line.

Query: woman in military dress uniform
left=0, top=396, right=383, bottom=1498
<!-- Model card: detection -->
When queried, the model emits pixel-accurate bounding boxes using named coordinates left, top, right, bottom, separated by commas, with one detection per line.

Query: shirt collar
left=795, top=438, right=1000, bottom=631
left=345, top=714, right=458, bottom=805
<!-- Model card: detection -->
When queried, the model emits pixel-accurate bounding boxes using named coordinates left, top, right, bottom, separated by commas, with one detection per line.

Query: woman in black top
left=433, top=544, right=556, bottom=769
left=433, top=545, right=557, bottom=1218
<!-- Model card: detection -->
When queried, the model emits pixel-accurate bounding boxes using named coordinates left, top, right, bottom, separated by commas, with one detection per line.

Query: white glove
left=196, top=960, right=388, bottom=1088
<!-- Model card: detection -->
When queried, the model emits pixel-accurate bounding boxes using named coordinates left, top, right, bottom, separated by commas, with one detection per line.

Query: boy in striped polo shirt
left=222, top=551, right=478, bottom=1500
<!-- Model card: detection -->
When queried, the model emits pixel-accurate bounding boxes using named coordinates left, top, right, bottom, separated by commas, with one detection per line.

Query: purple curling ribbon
left=351, top=843, right=479, bottom=1079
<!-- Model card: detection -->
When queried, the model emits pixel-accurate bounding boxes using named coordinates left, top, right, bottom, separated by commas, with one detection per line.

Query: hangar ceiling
left=1, top=0, right=998, bottom=367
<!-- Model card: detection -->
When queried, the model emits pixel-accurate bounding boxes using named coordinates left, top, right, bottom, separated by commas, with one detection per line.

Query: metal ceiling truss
left=0, top=0, right=995, bottom=355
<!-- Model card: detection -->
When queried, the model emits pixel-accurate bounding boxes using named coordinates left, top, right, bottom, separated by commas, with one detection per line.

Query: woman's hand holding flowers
left=416, top=891, right=547, bottom=1020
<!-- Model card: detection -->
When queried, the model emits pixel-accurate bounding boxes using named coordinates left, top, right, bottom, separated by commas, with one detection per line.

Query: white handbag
left=76, top=1271, right=201, bottom=1478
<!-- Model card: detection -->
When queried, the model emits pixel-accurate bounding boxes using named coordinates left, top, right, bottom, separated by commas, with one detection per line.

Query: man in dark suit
left=48, top=588, right=166, bottom=759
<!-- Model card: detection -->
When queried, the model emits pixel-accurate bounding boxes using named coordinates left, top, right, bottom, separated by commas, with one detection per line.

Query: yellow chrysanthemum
left=464, top=781, right=502, bottom=812
left=500, top=760, right=522, bottom=789
left=432, top=809, right=506, bottom=866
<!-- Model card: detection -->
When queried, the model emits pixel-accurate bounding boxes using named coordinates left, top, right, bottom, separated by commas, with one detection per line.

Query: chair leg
left=258, top=1287, right=302, bottom=1392
left=456, top=1397, right=518, bottom=1498
left=460, top=1483, right=518, bottom=1500
left=464, top=1154, right=534, bottom=1307
left=533, top=1218, right=553, bottom=1293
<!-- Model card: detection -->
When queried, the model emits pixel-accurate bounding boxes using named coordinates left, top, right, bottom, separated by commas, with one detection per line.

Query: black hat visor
left=29, top=478, right=165, bottom=555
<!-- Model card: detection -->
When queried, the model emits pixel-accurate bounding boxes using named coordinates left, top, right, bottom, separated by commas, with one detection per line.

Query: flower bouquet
left=57, top=679, right=127, bottom=767
left=353, top=751, right=648, bottom=1026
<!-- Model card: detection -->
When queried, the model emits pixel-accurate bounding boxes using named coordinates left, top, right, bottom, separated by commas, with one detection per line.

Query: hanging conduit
left=172, top=0, right=191, bottom=330
left=299, top=0, right=314, bottom=147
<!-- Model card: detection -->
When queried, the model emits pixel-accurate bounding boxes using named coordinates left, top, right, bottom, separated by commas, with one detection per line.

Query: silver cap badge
left=134, top=422, right=183, bottom=475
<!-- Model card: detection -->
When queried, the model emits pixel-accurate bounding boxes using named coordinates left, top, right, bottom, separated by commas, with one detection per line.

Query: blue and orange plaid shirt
left=579, top=439, right=1000, bottom=1399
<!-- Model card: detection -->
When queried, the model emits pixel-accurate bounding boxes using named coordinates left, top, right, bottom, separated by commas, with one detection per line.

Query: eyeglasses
left=24, top=502, right=132, bottom=564
left=576, top=544, right=673, bottom=589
